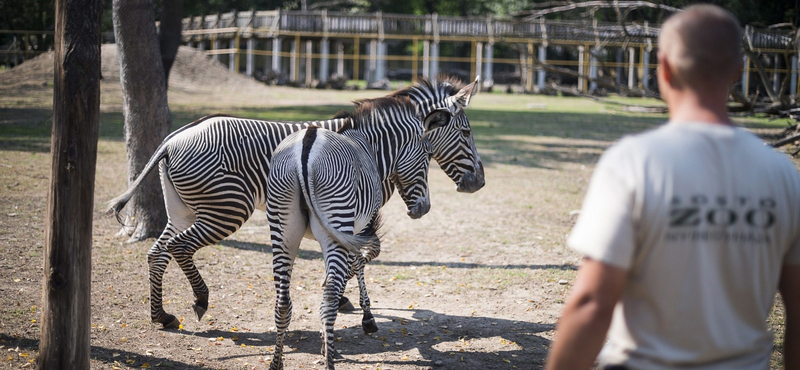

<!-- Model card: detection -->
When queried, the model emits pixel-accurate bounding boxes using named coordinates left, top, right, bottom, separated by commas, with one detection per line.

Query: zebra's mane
left=389, top=75, right=464, bottom=102
left=333, top=95, right=416, bottom=134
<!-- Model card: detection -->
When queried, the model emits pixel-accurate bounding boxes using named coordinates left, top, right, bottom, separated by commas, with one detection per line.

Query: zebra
left=107, top=76, right=484, bottom=329
left=265, top=97, right=450, bottom=370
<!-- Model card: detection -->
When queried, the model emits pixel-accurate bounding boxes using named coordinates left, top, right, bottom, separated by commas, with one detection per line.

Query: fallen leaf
left=141, top=363, right=151, bottom=369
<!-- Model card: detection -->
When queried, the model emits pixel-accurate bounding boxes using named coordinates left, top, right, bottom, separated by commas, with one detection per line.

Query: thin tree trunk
left=158, top=0, right=184, bottom=87
left=38, top=0, right=101, bottom=367
left=113, top=0, right=170, bottom=242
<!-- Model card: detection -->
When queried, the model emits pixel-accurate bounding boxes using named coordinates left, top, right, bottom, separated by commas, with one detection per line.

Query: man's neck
left=666, top=91, right=733, bottom=126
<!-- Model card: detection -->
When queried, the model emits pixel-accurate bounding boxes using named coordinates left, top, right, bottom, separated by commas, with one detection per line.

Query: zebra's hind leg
left=319, top=243, right=350, bottom=369
left=165, top=217, right=242, bottom=321
left=347, top=255, right=378, bottom=334
left=147, top=223, right=180, bottom=328
left=267, top=184, right=308, bottom=370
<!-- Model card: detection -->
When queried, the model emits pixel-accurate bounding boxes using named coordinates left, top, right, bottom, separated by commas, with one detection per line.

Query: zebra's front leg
left=147, top=226, right=180, bottom=328
left=320, top=246, right=350, bottom=369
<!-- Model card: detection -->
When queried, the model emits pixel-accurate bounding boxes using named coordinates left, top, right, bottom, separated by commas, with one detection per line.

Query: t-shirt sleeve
left=568, top=145, right=637, bottom=270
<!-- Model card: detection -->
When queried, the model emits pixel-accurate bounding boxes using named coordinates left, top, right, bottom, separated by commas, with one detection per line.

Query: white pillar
left=305, top=40, right=313, bottom=85
left=642, top=48, right=651, bottom=91
left=375, top=40, right=386, bottom=81
left=628, top=47, right=636, bottom=89
left=537, top=44, right=546, bottom=90
left=367, top=39, right=377, bottom=84
left=198, top=41, right=205, bottom=52
left=290, top=39, right=297, bottom=81
left=589, top=48, right=600, bottom=92
left=423, top=40, right=430, bottom=78
left=475, top=42, right=483, bottom=86
left=272, top=37, right=282, bottom=73
left=214, top=39, right=221, bottom=62
left=319, top=38, right=330, bottom=82
left=430, top=42, right=439, bottom=78
left=246, top=38, right=254, bottom=77
left=742, top=55, right=749, bottom=98
left=577, top=45, right=585, bottom=91
left=484, top=42, right=493, bottom=87
left=336, top=40, right=344, bottom=76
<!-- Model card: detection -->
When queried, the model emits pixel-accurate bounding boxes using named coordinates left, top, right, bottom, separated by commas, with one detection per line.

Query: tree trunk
left=38, top=0, right=101, bottom=368
left=113, top=0, right=170, bottom=242
left=158, top=0, right=184, bottom=87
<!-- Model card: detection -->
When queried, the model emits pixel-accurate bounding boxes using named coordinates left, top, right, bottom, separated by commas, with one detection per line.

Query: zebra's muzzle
left=407, top=198, right=431, bottom=219
left=457, top=162, right=485, bottom=193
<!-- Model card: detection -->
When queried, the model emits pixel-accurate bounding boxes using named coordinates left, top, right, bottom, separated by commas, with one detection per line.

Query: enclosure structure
left=178, top=9, right=798, bottom=97
left=1, top=10, right=797, bottom=99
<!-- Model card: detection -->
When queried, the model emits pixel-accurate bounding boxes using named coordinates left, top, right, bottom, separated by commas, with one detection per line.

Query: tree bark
left=158, top=0, right=184, bottom=87
left=113, top=0, right=170, bottom=242
left=38, top=0, right=101, bottom=368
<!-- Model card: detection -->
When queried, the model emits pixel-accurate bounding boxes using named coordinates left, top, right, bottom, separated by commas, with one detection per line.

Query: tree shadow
left=167, top=306, right=553, bottom=369
left=219, top=239, right=576, bottom=272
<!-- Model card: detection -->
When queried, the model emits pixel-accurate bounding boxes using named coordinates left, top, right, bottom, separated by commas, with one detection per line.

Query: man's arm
left=546, top=257, right=627, bottom=370
left=779, top=264, right=800, bottom=370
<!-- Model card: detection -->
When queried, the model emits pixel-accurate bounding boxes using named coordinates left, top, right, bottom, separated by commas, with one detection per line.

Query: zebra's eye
left=460, top=128, right=471, bottom=137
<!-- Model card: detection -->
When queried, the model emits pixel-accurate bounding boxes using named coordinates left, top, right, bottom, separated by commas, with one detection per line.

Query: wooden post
left=39, top=0, right=101, bottom=367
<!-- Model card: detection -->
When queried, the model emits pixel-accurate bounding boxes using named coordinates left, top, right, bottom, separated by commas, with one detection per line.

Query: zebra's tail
left=298, top=128, right=381, bottom=256
left=106, top=142, right=170, bottom=225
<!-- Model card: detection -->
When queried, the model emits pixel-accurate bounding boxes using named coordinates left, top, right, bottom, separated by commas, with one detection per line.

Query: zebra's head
left=392, top=76, right=486, bottom=194
left=392, top=108, right=451, bottom=219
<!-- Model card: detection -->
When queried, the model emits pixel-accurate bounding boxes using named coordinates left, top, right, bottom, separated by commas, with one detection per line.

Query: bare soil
left=0, top=45, right=787, bottom=370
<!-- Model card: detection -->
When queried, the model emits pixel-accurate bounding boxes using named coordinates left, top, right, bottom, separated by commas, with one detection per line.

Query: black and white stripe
left=265, top=96, right=448, bottom=370
left=106, top=76, right=484, bottom=329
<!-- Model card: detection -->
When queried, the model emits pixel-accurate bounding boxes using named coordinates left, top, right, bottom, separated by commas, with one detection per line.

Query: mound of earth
left=0, top=44, right=271, bottom=96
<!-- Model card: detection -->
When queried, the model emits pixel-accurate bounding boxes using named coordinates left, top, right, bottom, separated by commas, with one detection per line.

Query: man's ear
left=422, top=108, right=451, bottom=132
left=452, top=75, right=480, bottom=108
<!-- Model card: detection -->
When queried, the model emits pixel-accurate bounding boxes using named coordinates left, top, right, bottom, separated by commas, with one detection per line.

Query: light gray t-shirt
left=568, top=121, right=800, bottom=370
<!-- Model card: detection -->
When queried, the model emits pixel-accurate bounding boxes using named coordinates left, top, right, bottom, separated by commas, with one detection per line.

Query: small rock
left=434, top=360, right=444, bottom=366
left=558, top=279, right=569, bottom=285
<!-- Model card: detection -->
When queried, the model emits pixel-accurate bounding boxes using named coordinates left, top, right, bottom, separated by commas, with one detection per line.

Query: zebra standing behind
left=107, top=76, right=484, bottom=329
left=266, top=97, right=451, bottom=370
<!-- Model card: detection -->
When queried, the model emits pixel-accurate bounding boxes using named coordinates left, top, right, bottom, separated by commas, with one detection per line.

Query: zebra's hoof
left=338, top=297, right=356, bottom=313
left=362, top=318, right=378, bottom=334
left=160, top=315, right=181, bottom=329
left=332, top=350, right=346, bottom=362
left=193, top=303, right=208, bottom=320
left=268, top=361, right=283, bottom=370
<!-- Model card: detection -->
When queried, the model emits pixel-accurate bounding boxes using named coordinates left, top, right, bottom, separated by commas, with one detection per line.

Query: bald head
left=658, top=5, right=742, bottom=91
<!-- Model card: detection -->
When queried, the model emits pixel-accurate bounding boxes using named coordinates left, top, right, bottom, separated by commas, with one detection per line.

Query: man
left=546, top=5, right=800, bottom=370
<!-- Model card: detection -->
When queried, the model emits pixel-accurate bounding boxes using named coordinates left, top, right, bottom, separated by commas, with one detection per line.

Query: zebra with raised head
left=107, top=76, right=484, bottom=329
left=266, top=97, right=450, bottom=370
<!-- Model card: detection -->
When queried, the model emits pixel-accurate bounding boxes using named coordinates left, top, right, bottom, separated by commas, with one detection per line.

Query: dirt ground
left=0, top=46, right=787, bottom=370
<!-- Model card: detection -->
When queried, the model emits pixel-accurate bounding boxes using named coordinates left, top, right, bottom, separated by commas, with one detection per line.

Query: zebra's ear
left=422, top=108, right=451, bottom=132
left=452, top=75, right=480, bottom=108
